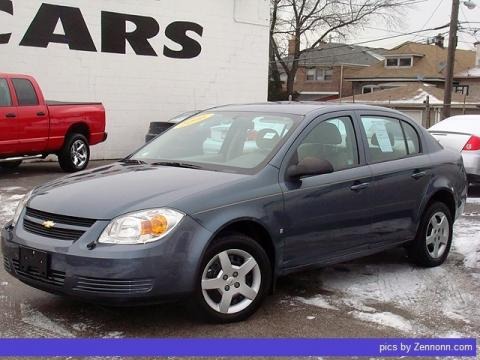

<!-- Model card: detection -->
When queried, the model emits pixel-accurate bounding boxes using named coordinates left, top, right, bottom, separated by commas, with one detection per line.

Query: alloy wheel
left=71, top=139, right=88, bottom=168
left=201, top=249, right=261, bottom=314
left=426, top=211, right=450, bottom=259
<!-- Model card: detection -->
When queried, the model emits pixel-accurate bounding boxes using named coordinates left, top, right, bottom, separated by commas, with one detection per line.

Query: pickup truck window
left=0, top=79, right=12, bottom=107
left=12, top=78, right=39, bottom=106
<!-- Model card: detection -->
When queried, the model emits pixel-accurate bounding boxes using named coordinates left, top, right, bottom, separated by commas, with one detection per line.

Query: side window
left=0, top=79, right=12, bottom=107
left=12, top=78, right=39, bottom=106
left=295, top=116, right=359, bottom=172
left=360, top=116, right=408, bottom=163
left=401, top=121, right=421, bottom=155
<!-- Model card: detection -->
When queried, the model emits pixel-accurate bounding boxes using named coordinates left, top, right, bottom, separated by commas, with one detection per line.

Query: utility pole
left=443, top=0, right=460, bottom=120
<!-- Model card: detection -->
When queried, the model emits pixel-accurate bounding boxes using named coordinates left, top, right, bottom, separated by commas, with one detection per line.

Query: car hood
left=28, top=162, right=248, bottom=220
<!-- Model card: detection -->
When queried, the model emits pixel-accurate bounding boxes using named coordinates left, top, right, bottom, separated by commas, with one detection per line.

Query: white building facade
left=0, top=0, right=270, bottom=158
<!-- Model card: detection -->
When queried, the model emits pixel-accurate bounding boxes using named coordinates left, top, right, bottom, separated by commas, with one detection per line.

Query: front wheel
left=193, top=234, right=272, bottom=323
left=408, top=202, right=453, bottom=267
left=58, top=134, right=90, bottom=172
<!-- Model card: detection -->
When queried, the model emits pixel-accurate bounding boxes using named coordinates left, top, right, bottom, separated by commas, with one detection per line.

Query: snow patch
left=0, top=282, right=8, bottom=286
left=104, top=331, right=124, bottom=338
left=351, top=311, right=412, bottom=332
left=467, top=197, right=480, bottom=205
left=295, top=296, right=338, bottom=310
left=21, top=303, right=74, bottom=338
left=452, top=217, right=480, bottom=269
left=307, top=316, right=316, bottom=320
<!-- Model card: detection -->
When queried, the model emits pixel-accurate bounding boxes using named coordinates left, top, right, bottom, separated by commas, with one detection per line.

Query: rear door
left=0, top=77, right=18, bottom=156
left=280, top=111, right=374, bottom=270
left=11, top=78, right=49, bottom=154
left=357, top=111, right=431, bottom=246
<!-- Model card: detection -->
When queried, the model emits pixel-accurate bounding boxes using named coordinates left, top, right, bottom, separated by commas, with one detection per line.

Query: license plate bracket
left=19, top=247, right=48, bottom=278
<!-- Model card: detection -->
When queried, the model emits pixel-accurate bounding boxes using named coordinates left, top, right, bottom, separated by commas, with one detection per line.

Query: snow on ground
left=292, top=212, right=480, bottom=336
left=0, top=187, right=25, bottom=223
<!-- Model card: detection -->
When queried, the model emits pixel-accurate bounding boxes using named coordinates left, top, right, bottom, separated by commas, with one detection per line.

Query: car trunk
left=429, top=131, right=471, bottom=152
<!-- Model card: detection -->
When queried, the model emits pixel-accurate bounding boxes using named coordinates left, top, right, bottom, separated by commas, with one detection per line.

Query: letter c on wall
left=0, top=0, right=13, bottom=44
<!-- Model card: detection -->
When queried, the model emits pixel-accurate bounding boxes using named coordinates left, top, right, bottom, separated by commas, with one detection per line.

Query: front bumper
left=2, top=215, right=212, bottom=305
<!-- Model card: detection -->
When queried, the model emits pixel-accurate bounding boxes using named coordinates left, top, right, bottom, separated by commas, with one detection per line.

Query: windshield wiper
left=120, top=158, right=147, bottom=165
left=150, top=161, right=203, bottom=169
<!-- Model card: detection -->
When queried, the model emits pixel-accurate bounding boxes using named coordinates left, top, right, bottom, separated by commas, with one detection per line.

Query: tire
left=408, top=202, right=453, bottom=267
left=192, top=233, right=272, bottom=323
left=58, top=133, right=90, bottom=172
left=0, top=160, right=22, bottom=170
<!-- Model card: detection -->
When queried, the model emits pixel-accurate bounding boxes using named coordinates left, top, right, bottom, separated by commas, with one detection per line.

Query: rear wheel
left=0, top=160, right=22, bottom=170
left=193, top=234, right=272, bottom=323
left=408, top=202, right=453, bottom=267
left=58, top=134, right=90, bottom=172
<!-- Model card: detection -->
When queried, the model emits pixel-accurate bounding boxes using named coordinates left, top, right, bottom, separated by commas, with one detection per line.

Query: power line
left=412, top=0, right=445, bottom=41
left=271, top=23, right=451, bottom=64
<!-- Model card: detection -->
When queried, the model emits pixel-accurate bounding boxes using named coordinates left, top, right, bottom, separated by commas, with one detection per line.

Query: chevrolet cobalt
left=2, top=104, right=467, bottom=323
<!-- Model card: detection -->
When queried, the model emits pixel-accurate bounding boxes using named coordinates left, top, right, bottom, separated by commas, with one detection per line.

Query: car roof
left=210, top=102, right=405, bottom=117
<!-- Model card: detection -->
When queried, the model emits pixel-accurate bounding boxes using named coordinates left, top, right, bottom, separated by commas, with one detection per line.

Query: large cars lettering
left=0, top=1, right=204, bottom=58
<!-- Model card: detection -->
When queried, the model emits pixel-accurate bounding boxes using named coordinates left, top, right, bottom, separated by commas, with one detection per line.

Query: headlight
left=12, top=190, right=33, bottom=227
left=98, top=208, right=184, bottom=245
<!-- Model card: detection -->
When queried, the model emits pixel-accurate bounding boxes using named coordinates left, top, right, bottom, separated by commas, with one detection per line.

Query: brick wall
left=291, top=65, right=363, bottom=98
left=0, top=0, right=270, bottom=159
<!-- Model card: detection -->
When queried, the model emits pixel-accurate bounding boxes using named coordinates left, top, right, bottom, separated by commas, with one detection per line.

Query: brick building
left=280, top=42, right=386, bottom=100
left=344, top=41, right=476, bottom=97
left=454, top=42, right=480, bottom=98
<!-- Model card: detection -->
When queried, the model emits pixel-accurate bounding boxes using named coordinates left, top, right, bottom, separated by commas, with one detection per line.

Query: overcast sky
left=349, top=0, right=480, bottom=50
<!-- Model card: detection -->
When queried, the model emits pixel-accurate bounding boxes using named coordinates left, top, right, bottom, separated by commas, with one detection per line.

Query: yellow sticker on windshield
left=175, top=113, right=214, bottom=128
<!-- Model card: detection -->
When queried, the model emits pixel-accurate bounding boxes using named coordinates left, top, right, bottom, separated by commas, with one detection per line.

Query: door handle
left=5, top=113, right=16, bottom=118
left=411, top=171, right=427, bottom=180
left=350, top=182, right=369, bottom=192
left=36, top=112, right=46, bottom=116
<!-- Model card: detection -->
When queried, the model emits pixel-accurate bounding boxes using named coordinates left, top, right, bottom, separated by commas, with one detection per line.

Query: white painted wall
left=0, top=0, right=270, bottom=159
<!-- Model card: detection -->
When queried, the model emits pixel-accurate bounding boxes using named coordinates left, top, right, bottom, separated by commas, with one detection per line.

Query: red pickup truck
left=0, top=73, right=106, bottom=172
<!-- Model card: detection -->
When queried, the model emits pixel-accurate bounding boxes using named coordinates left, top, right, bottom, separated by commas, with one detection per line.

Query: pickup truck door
left=0, top=78, right=18, bottom=156
left=11, top=78, right=49, bottom=154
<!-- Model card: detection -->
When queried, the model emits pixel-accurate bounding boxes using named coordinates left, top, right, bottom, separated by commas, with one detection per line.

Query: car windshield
left=131, top=111, right=301, bottom=172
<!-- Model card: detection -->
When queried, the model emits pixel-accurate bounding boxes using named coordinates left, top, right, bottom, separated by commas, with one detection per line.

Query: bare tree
left=270, top=0, right=408, bottom=99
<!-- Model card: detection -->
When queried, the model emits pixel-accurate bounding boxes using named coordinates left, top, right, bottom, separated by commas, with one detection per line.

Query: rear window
left=12, top=78, right=39, bottom=106
left=0, top=79, right=12, bottom=107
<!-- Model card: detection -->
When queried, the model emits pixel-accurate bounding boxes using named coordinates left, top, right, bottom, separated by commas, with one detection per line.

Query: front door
left=11, top=78, right=49, bottom=154
left=280, top=112, right=374, bottom=270
left=0, top=78, right=18, bottom=156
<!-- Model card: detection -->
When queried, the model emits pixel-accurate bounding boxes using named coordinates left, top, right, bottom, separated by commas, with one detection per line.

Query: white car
left=429, top=115, right=480, bottom=185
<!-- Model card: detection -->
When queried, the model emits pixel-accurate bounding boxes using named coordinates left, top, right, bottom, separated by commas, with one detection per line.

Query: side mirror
left=286, top=157, right=334, bottom=179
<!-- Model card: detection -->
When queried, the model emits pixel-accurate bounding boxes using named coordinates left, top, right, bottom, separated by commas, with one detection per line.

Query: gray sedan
left=2, top=103, right=467, bottom=323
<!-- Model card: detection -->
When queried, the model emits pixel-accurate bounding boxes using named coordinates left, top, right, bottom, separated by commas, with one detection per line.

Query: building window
left=386, top=58, right=398, bottom=67
left=306, top=67, right=334, bottom=81
left=385, top=57, right=413, bottom=68
left=362, top=85, right=380, bottom=94
left=306, top=68, right=316, bottom=81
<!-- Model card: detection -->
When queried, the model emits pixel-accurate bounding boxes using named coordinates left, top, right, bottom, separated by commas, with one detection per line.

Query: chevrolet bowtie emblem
left=42, top=220, right=55, bottom=229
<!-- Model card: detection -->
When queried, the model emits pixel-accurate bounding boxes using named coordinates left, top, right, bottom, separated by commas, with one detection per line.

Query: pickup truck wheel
left=0, top=160, right=22, bottom=170
left=58, top=134, right=90, bottom=172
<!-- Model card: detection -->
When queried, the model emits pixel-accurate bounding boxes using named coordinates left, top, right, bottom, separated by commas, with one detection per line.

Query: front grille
left=23, top=207, right=96, bottom=241
left=23, top=219, right=85, bottom=241
left=73, top=276, right=154, bottom=295
left=25, top=208, right=96, bottom=227
left=3, top=256, right=11, bottom=272
left=12, top=259, right=65, bottom=287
